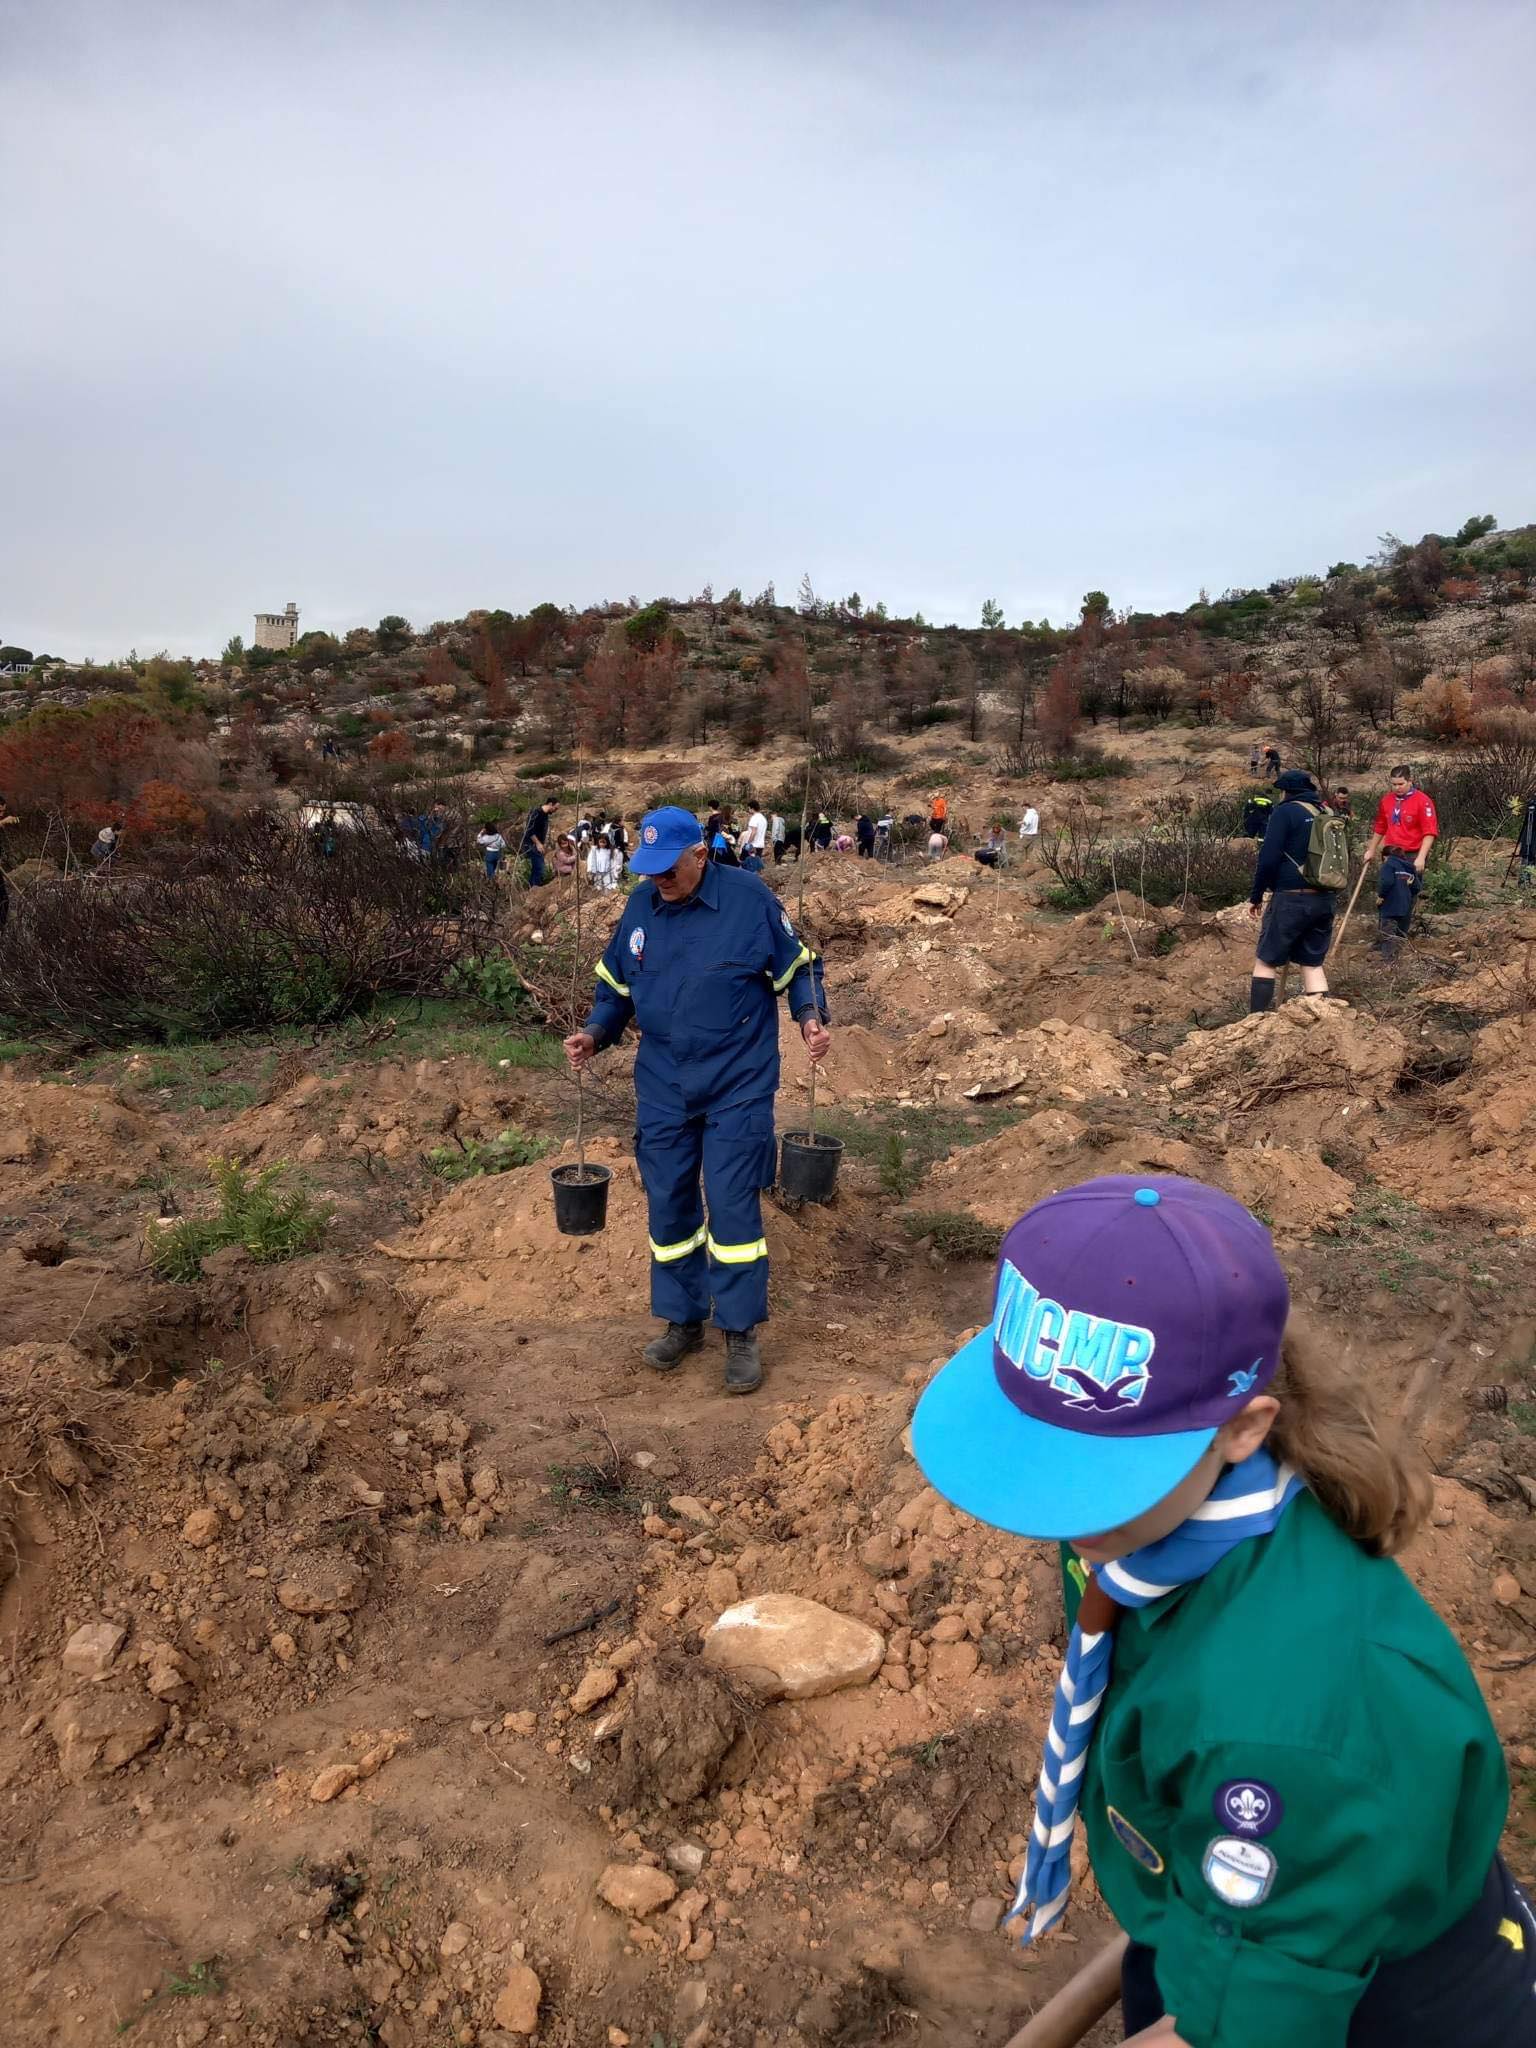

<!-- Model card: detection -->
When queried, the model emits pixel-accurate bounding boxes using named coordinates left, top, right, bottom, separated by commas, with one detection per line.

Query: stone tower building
left=254, top=602, right=299, bottom=651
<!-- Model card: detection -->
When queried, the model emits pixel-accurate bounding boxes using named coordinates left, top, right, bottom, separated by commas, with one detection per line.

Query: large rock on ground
left=61, top=1620, right=126, bottom=1680
left=492, top=1962, right=543, bottom=2034
left=597, top=1863, right=677, bottom=1916
left=49, top=1688, right=168, bottom=1780
left=702, top=1592, right=884, bottom=1700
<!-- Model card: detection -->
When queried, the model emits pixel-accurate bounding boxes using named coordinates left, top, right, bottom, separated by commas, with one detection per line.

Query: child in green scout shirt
left=911, top=1174, right=1534, bottom=2048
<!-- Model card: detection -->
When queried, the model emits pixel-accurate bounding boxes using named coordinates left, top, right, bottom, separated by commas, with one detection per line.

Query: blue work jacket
left=582, top=861, right=818, bottom=1115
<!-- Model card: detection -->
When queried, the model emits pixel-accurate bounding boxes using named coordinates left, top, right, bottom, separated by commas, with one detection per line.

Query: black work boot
left=724, top=1328, right=763, bottom=1396
left=643, top=1321, right=704, bottom=1373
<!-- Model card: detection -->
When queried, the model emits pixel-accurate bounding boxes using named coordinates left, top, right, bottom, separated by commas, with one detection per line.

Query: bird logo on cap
left=1057, top=1368, right=1146, bottom=1413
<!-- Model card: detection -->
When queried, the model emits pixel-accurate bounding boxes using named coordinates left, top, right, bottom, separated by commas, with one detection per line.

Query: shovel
left=997, top=1932, right=1129, bottom=2048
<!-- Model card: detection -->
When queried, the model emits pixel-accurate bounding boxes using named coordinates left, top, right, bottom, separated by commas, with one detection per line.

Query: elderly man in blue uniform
left=563, top=806, right=831, bottom=1394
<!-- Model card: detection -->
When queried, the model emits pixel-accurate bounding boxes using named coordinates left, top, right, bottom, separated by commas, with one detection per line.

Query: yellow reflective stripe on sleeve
left=595, top=959, right=630, bottom=997
left=706, top=1235, right=768, bottom=1264
left=649, top=1225, right=707, bottom=1263
left=771, top=945, right=811, bottom=992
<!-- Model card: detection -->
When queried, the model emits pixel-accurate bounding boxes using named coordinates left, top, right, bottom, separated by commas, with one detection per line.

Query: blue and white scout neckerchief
left=1008, top=1449, right=1304, bottom=1944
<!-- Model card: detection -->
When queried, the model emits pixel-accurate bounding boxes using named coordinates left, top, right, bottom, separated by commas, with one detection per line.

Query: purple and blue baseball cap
left=629, top=806, right=708, bottom=875
left=911, top=1175, right=1290, bottom=1540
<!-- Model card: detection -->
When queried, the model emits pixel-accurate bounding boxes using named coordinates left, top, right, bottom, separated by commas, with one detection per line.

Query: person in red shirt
left=1365, top=766, right=1438, bottom=957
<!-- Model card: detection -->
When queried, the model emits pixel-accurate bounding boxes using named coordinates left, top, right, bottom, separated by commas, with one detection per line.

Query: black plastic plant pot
left=551, top=1162, right=613, bottom=1236
left=779, top=1131, right=844, bottom=1204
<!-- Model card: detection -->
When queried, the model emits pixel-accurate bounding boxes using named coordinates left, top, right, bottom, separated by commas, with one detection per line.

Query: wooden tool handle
left=1325, top=857, right=1371, bottom=961
left=998, top=1932, right=1130, bottom=2048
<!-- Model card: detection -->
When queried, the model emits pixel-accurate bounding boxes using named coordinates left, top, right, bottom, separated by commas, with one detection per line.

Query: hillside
left=1, top=519, right=1534, bottom=848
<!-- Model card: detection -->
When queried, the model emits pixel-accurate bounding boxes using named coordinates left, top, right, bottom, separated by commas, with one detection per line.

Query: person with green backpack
left=1246, top=769, right=1349, bottom=1012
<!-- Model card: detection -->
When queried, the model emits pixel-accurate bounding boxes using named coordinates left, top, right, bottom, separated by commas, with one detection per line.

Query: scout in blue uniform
left=911, top=1174, right=1535, bottom=2048
left=564, top=807, right=831, bottom=1394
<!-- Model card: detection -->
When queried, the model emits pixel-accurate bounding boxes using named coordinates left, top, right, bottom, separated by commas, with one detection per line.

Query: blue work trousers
left=637, top=1095, right=777, bottom=1332
left=1378, top=851, right=1420, bottom=937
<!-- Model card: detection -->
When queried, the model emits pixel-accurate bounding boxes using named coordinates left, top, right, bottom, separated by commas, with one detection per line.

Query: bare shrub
left=0, top=809, right=494, bottom=1044
left=1433, top=712, right=1536, bottom=840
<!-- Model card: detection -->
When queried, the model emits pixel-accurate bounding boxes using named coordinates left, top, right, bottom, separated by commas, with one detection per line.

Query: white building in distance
left=254, top=602, right=299, bottom=651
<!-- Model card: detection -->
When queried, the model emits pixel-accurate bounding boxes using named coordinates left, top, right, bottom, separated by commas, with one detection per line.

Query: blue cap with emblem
left=910, top=1174, right=1290, bottom=1539
left=628, top=806, right=708, bottom=875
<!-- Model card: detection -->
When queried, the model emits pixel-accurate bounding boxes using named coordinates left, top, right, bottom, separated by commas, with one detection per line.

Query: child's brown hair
left=1268, top=1319, right=1432, bottom=1557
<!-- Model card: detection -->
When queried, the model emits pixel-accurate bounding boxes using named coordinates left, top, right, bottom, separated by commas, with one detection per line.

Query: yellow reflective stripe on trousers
left=772, top=945, right=811, bottom=992
left=707, top=1235, right=768, bottom=1264
left=595, top=959, right=630, bottom=997
left=650, top=1225, right=706, bottom=1263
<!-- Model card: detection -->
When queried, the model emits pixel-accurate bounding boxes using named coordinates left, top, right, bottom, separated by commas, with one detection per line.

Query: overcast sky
left=3, top=0, right=1532, bottom=662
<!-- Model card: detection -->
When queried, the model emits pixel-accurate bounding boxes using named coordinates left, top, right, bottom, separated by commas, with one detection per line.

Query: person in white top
left=927, top=827, right=949, bottom=860
left=769, top=813, right=787, bottom=865
left=586, top=830, right=620, bottom=892
left=739, top=803, right=769, bottom=874
left=476, top=825, right=507, bottom=878
left=1017, top=804, right=1040, bottom=859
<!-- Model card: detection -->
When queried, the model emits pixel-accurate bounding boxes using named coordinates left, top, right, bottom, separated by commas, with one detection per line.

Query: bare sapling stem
left=797, top=736, right=814, bottom=1139
left=570, top=753, right=586, bottom=1172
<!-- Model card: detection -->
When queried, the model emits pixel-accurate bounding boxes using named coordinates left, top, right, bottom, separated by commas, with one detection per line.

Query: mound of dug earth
left=952, top=1018, right=1137, bottom=1103
left=0, top=1077, right=173, bottom=1189
left=926, top=1111, right=1203, bottom=1228
left=926, top=1109, right=1350, bottom=1239
left=1377, top=1017, right=1536, bottom=1230
left=776, top=1015, right=903, bottom=1107
left=215, top=1055, right=538, bottom=1167
left=1170, top=997, right=1406, bottom=1144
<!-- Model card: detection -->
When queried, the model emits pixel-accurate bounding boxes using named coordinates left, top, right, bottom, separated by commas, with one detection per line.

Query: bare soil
left=4, top=736, right=1536, bottom=2048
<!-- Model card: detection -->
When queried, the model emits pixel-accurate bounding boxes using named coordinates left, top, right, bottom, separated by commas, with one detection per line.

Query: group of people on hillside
left=701, top=801, right=772, bottom=870
left=496, top=799, right=632, bottom=889
left=1248, top=763, right=1439, bottom=1008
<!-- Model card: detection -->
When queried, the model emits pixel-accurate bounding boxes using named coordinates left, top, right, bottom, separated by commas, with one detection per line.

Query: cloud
left=1, top=0, right=1532, bottom=656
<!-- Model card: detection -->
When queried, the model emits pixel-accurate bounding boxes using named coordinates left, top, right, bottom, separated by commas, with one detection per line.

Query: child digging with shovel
left=912, top=1174, right=1535, bottom=2048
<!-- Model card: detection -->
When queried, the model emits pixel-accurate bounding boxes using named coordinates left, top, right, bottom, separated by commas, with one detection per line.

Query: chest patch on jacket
left=1203, top=1836, right=1276, bottom=1907
left=1107, top=1806, right=1165, bottom=1875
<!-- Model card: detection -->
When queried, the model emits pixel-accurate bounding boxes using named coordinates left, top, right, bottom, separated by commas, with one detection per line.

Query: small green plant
left=896, top=1733, right=948, bottom=1770
left=900, top=1211, right=1004, bottom=1262
left=426, top=1127, right=552, bottom=1182
left=548, top=1451, right=644, bottom=1514
left=117, top=1957, right=224, bottom=2031
left=1050, top=750, right=1133, bottom=781
left=1152, top=926, right=1179, bottom=957
left=1511, top=1402, right=1536, bottom=1438
left=446, top=953, right=537, bottom=1020
left=1046, top=881, right=1099, bottom=911
left=166, top=1959, right=223, bottom=2000
left=148, top=1158, right=332, bottom=1281
left=1421, top=863, right=1474, bottom=913
left=879, top=1129, right=920, bottom=1199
